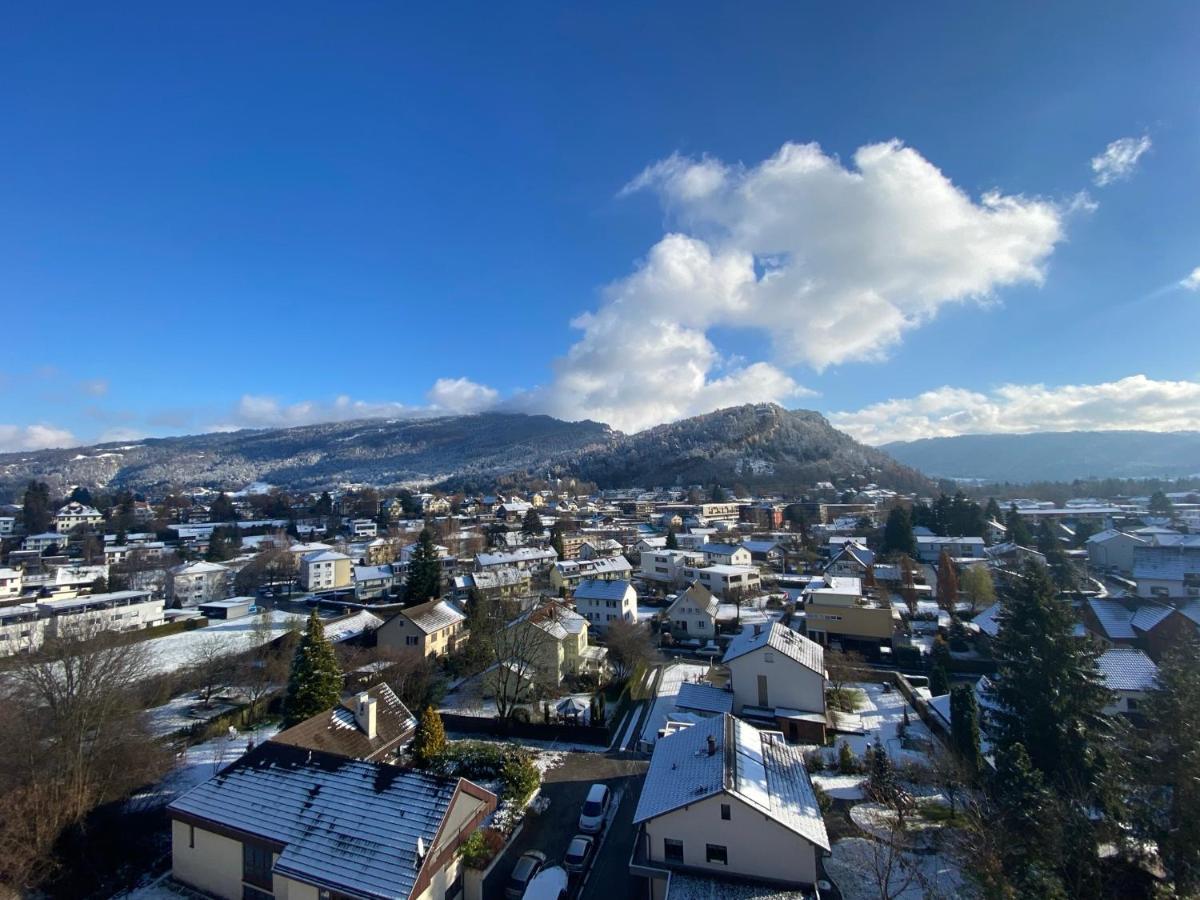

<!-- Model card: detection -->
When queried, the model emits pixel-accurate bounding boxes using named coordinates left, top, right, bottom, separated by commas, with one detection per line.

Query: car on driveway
left=505, top=850, right=547, bottom=900
left=578, top=784, right=611, bottom=834
left=563, top=834, right=595, bottom=875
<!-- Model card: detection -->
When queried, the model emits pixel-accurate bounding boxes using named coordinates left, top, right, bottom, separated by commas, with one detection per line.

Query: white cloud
left=80, top=378, right=109, bottom=397
left=0, top=424, right=77, bottom=452
left=1180, top=267, right=1200, bottom=291
left=1091, top=135, right=1152, bottom=186
left=525, top=140, right=1065, bottom=431
left=426, top=377, right=500, bottom=414
left=831, top=375, right=1200, bottom=445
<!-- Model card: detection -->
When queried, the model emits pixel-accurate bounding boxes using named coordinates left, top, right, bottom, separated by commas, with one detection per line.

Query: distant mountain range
left=0, top=404, right=931, bottom=497
left=883, top=431, right=1200, bottom=483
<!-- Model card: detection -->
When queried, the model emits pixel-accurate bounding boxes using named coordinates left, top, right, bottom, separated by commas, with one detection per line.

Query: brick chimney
left=355, top=692, right=377, bottom=740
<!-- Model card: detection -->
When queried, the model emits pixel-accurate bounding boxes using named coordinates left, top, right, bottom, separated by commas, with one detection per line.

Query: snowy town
left=0, top=477, right=1195, bottom=900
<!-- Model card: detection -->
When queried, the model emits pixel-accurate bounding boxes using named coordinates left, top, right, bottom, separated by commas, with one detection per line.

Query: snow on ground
left=142, top=692, right=244, bottom=738
left=824, top=837, right=969, bottom=900
left=640, top=661, right=712, bottom=745
left=836, top=682, right=933, bottom=765
left=129, top=722, right=281, bottom=810
left=143, top=611, right=306, bottom=677
left=811, top=772, right=866, bottom=800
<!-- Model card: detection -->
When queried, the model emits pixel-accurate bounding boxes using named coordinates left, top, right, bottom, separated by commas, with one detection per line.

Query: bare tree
left=825, top=648, right=867, bottom=708
left=187, top=633, right=235, bottom=707
left=483, top=601, right=567, bottom=721
left=605, top=618, right=656, bottom=682
left=238, top=616, right=293, bottom=718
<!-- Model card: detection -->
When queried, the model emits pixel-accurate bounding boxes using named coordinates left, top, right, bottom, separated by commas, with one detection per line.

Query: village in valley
left=0, top=474, right=1195, bottom=900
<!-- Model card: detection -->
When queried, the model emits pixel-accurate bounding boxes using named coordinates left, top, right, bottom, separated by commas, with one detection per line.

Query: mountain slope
left=0, top=404, right=931, bottom=496
left=883, top=431, right=1200, bottom=482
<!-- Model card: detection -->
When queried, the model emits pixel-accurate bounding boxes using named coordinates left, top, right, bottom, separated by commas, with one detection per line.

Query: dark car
left=505, top=850, right=547, bottom=900
left=563, top=834, right=595, bottom=874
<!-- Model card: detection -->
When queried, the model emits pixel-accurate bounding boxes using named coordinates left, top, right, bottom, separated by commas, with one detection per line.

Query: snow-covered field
left=639, top=661, right=712, bottom=745
left=142, top=693, right=244, bottom=738
left=142, top=610, right=306, bottom=676
left=824, top=836, right=969, bottom=900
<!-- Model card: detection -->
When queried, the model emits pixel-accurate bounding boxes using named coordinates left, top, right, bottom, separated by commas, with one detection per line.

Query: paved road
left=484, top=752, right=648, bottom=899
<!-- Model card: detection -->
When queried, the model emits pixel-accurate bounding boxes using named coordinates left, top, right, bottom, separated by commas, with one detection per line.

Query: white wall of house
left=171, top=820, right=247, bottom=900
left=643, top=793, right=819, bottom=886
left=726, top=647, right=824, bottom=713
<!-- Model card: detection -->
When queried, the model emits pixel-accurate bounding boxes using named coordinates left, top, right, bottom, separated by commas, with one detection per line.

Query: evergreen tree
left=881, top=506, right=917, bottom=557
left=405, top=528, right=443, bottom=603
left=930, top=635, right=952, bottom=695
left=412, top=705, right=447, bottom=766
left=991, top=741, right=1068, bottom=899
left=1138, top=635, right=1200, bottom=893
left=984, top=496, right=1003, bottom=524
left=1148, top=490, right=1175, bottom=517
left=521, top=507, right=542, bottom=536
left=949, top=684, right=982, bottom=776
left=1006, top=504, right=1033, bottom=547
left=936, top=549, right=959, bottom=615
left=313, top=490, right=334, bottom=516
left=282, top=611, right=343, bottom=727
left=710, top=484, right=727, bottom=502
left=551, top=528, right=565, bottom=559
left=665, top=528, right=678, bottom=550
left=21, top=481, right=52, bottom=534
left=209, top=491, right=237, bottom=523
left=69, top=486, right=93, bottom=505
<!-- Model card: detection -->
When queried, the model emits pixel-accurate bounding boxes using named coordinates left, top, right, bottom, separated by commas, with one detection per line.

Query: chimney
left=706, top=734, right=717, bottom=756
left=355, top=692, right=377, bottom=740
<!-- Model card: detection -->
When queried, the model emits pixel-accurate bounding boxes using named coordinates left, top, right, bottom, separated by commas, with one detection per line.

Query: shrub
left=511, top=706, right=532, bottom=725
left=500, top=750, right=541, bottom=807
left=412, top=706, right=447, bottom=767
left=458, top=828, right=504, bottom=869
left=813, top=784, right=833, bottom=815
left=838, top=741, right=857, bottom=774
left=803, top=748, right=826, bottom=772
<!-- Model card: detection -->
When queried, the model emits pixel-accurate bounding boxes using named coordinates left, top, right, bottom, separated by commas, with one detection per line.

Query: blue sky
left=1, top=2, right=1198, bottom=450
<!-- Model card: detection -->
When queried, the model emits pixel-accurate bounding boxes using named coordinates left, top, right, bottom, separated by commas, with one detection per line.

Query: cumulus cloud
left=1180, top=267, right=1200, bottom=291
left=831, top=375, right=1200, bottom=445
left=1091, top=135, right=1152, bottom=186
left=426, top=377, right=500, bottom=414
left=524, top=140, right=1065, bottom=431
left=0, top=424, right=77, bottom=452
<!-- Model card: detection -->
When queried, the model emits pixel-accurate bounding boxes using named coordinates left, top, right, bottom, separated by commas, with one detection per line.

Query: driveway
left=484, top=752, right=648, bottom=899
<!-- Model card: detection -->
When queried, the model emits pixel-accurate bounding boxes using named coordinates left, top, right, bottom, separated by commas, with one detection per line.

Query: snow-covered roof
left=668, top=583, right=719, bottom=619
left=170, top=560, right=229, bottom=575
left=633, top=714, right=829, bottom=851
left=353, top=564, right=394, bottom=582
left=169, top=743, right=480, bottom=898
left=1133, top=544, right=1200, bottom=581
left=675, top=682, right=735, bottom=715
left=470, top=567, right=529, bottom=589
left=972, top=602, right=1002, bottom=638
left=524, top=603, right=587, bottom=640
left=325, top=611, right=383, bottom=642
left=1087, top=599, right=1138, bottom=640
left=476, top=547, right=557, bottom=567
left=1097, top=648, right=1159, bottom=693
left=573, top=578, right=633, bottom=601
left=740, top=540, right=781, bottom=554
left=399, top=600, right=465, bottom=635
left=722, top=622, right=824, bottom=676
left=302, top=549, right=352, bottom=563
left=699, top=543, right=745, bottom=555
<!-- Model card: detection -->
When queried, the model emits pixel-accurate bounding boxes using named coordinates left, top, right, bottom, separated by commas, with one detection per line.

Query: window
left=406, top=635, right=418, bottom=646
left=664, top=839, right=684, bottom=862
left=188, top=824, right=195, bottom=848
left=720, top=803, right=731, bottom=820
left=705, top=844, right=728, bottom=865
left=242, top=841, right=273, bottom=889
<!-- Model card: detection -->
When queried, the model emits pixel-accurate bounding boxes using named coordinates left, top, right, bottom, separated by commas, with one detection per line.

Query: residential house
left=824, top=542, right=875, bottom=578
left=1134, top=540, right=1200, bottom=600
left=271, top=683, right=417, bottom=762
left=168, top=560, right=232, bottom=607
left=741, top=540, right=784, bottom=566
left=1086, top=529, right=1148, bottom=576
left=0, top=604, right=45, bottom=654
left=915, top=535, right=986, bottom=564
left=353, top=564, right=396, bottom=600
left=38, top=590, right=164, bottom=638
left=721, top=622, right=826, bottom=742
left=377, top=600, right=467, bottom=661
left=579, top=538, right=624, bottom=560
left=550, top=555, right=633, bottom=591
left=573, top=578, right=638, bottom=632
left=1083, top=597, right=1200, bottom=661
left=1096, top=648, right=1158, bottom=718
left=348, top=518, right=378, bottom=538
left=453, top=566, right=530, bottom=603
left=502, top=602, right=607, bottom=687
left=475, top=547, right=557, bottom=572
left=300, top=550, right=354, bottom=592
left=678, top=563, right=761, bottom=600
left=640, top=549, right=705, bottom=585
left=665, top=583, right=720, bottom=639
left=22, top=532, right=64, bottom=554
left=53, top=501, right=103, bottom=532
left=630, top=714, right=829, bottom=897
left=0, top=567, right=22, bottom=602
left=801, top=574, right=899, bottom=656
left=167, top=741, right=495, bottom=900
left=697, top=543, right=752, bottom=567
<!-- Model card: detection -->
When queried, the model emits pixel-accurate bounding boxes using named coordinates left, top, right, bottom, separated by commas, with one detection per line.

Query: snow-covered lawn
left=824, top=837, right=969, bottom=900
left=142, top=611, right=306, bottom=676
left=836, top=682, right=933, bottom=765
left=811, top=772, right=866, bottom=800
left=142, top=692, right=245, bottom=738
left=639, top=661, right=712, bottom=745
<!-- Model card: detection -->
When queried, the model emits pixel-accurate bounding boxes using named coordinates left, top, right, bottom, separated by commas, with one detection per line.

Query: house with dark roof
left=377, top=600, right=467, bottom=662
left=270, top=683, right=416, bottom=763
left=630, top=714, right=829, bottom=895
left=1082, top=597, right=1200, bottom=661
left=168, top=741, right=496, bottom=900
left=1096, top=648, right=1159, bottom=718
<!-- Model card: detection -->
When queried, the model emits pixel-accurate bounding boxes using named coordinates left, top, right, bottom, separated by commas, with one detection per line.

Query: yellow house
left=802, top=575, right=899, bottom=650
left=502, top=601, right=607, bottom=687
left=298, top=549, right=353, bottom=592
left=168, top=742, right=495, bottom=900
left=377, top=599, right=467, bottom=661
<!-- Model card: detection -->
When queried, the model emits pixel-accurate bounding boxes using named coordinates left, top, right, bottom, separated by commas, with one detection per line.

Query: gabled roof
left=523, top=602, right=587, bottom=640
left=573, top=578, right=633, bottom=601
left=699, top=543, right=745, bottom=555
left=972, top=602, right=1002, bottom=639
left=169, top=742, right=491, bottom=899
left=675, top=682, right=735, bottom=715
left=722, top=622, right=824, bottom=676
left=303, top=549, right=352, bottom=564
left=632, top=714, right=828, bottom=851
left=1097, top=648, right=1159, bottom=692
left=271, top=683, right=417, bottom=761
left=1087, top=598, right=1138, bottom=640
left=397, top=600, right=465, bottom=634
left=667, top=583, right=719, bottom=619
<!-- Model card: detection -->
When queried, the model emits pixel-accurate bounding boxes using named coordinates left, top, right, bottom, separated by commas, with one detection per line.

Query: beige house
left=721, top=622, right=826, bottom=742
left=0, top=566, right=23, bottom=602
left=167, top=560, right=231, bottom=607
left=631, top=713, right=829, bottom=897
left=299, top=549, right=353, bottom=592
left=168, top=742, right=495, bottom=900
left=377, top=599, right=467, bottom=661
left=502, top=602, right=607, bottom=687
left=549, top=555, right=632, bottom=591
left=802, top=574, right=899, bottom=652
left=665, top=583, right=719, bottom=638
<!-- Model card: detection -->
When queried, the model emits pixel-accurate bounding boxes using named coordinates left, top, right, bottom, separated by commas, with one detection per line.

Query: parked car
left=578, top=783, right=611, bottom=834
left=522, top=866, right=568, bottom=900
left=697, top=640, right=721, bottom=656
left=563, top=834, right=595, bottom=874
left=505, top=850, right=547, bottom=900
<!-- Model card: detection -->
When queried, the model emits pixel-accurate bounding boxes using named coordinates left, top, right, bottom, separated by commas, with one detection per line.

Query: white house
left=722, top=622, right=826, bottom=740
left=1086, top=529, right=1148, bottom=576
left=38, top=590, right=165, bottom=638
left=0, top=567, right=23, bottom=602
left=631, top=713, right=829, bottom=896
left=680, top=563, right=761, bottom=599
left=666, top=583, right=720, bottom=638
left=1096, top=647, right=1158, bottom=716
left=698, top=543, right=752, bottom=567
left=53, top=502, right=103, bottom=532
left=915, top=535, right=986, bottom=563
left=0, top=604, right=45, bottom=655
left=573, top=578, right=637, bottom=632
left=640, top=549, right=705, bottom=585
left=168, top=561, right=232, bottom=607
